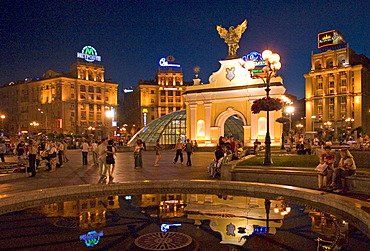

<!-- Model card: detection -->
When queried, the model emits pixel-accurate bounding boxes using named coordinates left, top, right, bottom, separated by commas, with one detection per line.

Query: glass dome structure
left=129, top=110, right=244, bottom=145
left=129, top=110, right=187, bottom=145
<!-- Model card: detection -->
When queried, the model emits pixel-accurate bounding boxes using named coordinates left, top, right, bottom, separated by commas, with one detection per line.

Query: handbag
left=315, top=163, right=328, bottom=172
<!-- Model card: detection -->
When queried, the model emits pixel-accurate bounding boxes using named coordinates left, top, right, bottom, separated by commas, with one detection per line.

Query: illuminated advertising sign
left=159, top=57, right=181, bottom=67
left=80, top=231, right=104, bottom=247
left=318, top=30, right=346, bottom=49
left=77, top=46, right=101, bottom=62
left=242, top=51, right=267, bottom=66
left=161, top=223, right=182, bottom=232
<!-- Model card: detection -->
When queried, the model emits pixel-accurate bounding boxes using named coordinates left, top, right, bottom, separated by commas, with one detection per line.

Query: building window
left=88, top=86, right=94, bottom=92
left=81, top=104, right=86, bottom=110
left=89, top=112, right=94, bottom=120
left=80, top=85, right=86, bottom=92
left=105, top=97, right=109, bottom=101
left=96, top=87, right=102, bottom=93
left=71, top=83, right=75, bottom=88
left=97, top=112, right=101, bottom=120
left=96, top=95, right=102, bottom=100
left=71, top=112, right=75, bottom=117
left=151, top=107, right=155, bottom=111
left=176, top=98, right=181, bottom=102
left=151, top=99, right=154, bottom=103
left=88, top=94, right=94, bottom=100
left=160, top=90, right=165, bottom=96
left=71, top=122, right=75, bottom=127
left=89, top=104, right=94, bottom=110
left=70, top=103, right=75, bottom=109
left=150, top=90, right=155, bottom=94
left=151, top=115, right=155, bottom=120
left=176, top=91, right=181, bottom=96
left=80, top=94, right=86, bottom=99
left=161, top=113, right=166, bottom=116
left=161, top=98, right=165, bottom=102
left=169, top=107, right=173, bottom=112
left=168, top=98, right=173, bottom=102
left=71, top=93, right=75, bottom=99
left=176, top=107, right=181, bottom=111
left=329, top=81, right=334, bottom=88
left=81, top=111, right=86, bottom=120
left=168, top=91, right=173, bottom=96
left=317, top=83, right=323, bottom=89
left=97, top=105, right=101, bottom=111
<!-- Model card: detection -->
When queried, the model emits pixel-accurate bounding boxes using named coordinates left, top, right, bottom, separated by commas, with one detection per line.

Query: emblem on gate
left=226, top=67, right=235, bottom=81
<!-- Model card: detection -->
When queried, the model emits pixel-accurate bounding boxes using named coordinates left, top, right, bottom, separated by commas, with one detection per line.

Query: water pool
left=0, top=192, right=368, bottom=250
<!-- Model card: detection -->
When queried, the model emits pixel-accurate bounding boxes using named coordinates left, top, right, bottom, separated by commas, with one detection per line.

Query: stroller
left=208, top=157, right=224, bottom=178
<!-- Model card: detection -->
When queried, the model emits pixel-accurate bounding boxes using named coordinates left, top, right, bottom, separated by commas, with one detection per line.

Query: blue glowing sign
left=160, top=223, right=182, bottom=232
left=77, top=46, right=101, bottom=62
left=252, top=226, right=268, bottom=235
left=80, top=231, right=104, bottom=247
left=242, top=51, right=267, bottom=66
left=159, top=58, right=181, bottom=67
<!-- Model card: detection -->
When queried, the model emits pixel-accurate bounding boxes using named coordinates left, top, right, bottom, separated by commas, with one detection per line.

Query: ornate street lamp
left=0, top=115, right=5, bottom=132
left=246, top=50, right=282, bottom=165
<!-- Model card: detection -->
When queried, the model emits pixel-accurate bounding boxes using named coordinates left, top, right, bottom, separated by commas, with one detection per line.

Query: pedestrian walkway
left=0, top=150, right=215, bottom=195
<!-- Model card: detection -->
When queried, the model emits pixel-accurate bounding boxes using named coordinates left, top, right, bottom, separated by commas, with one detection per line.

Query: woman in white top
left=330, top=149, right=356, bottom=193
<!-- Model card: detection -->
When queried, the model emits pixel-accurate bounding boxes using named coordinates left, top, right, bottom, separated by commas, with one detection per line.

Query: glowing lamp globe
left=245, top=60, right=256, bottom=70
left=272, top=62, right=281, bottom=70
left=262, top=50, right=273, bottom=60
left=269, top=53, right=280, bottom=63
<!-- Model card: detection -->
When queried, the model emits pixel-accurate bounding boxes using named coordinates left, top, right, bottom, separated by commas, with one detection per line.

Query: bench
left=221, top=162, right=370, bottom=196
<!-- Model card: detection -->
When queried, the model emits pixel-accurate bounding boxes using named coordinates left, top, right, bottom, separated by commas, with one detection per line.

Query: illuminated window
left=81, top=104, right=86, bottom=110
left=88, top=94, right=94, bottom=100
left=81, top=111, right=86, bottom=120
left=197, top=120, right=205, bottom=137
left=168, top=98, right=173, bottom=102
left=176, top=98, right=181, bottom=102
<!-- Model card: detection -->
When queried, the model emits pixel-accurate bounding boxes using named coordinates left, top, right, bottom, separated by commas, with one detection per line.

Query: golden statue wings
left=217, top=20, right=248, bottom=58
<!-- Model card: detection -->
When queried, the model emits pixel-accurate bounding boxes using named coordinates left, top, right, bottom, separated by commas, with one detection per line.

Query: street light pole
left=246, top=50, right=282, bottom=165
left=0, top=115, right=5, bottom=133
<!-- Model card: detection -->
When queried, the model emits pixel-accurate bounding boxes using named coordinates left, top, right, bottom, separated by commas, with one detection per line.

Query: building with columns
left=0, top=61, right=118, bottom=138
left=305, top=39, right=370, bottom=136
left=183, top=56, right=286, bottom=146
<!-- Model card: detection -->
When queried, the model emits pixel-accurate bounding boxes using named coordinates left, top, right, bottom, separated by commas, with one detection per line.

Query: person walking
left=62, top=140, right=69, bottom=163
left=134, top=141, right=144, bottom=169
left=184, top=139, right=193, bottom=166
left=0, top=140, right=6, bottom=162
left=96, top=139, right=108, bottom=184
left=81, top=140, right=89, bottom=165
left=154, top=139, right=161, bottom=167
left=173, top=139, right=184, bottom=164
left=106, top=139, right=117, bottom=184
left=92, top=141, right=98, bottom=165
left=27, top=140, right=38, bottom=177
left=48, top=142, right=58, bottom=172
left=56, top=141, right=64, bottom=167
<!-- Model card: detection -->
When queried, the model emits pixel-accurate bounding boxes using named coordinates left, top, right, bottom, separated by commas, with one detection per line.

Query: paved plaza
left=0, top=150, right=215, bottom=195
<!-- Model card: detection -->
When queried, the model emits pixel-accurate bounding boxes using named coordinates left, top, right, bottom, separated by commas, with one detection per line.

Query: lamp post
left=246, top=50, right=281, bottom=165
left=29, top=121, right=39, bottom=135
left=0, top=115, right=5, bottom=133
left=286, top=106, right=294, bottom=133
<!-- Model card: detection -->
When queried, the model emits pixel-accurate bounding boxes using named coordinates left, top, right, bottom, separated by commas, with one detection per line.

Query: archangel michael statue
left=217, top=20, right=248, bottom=59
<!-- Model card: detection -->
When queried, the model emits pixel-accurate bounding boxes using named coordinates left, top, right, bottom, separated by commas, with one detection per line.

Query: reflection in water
left=0, top=193, right=368, bottom=250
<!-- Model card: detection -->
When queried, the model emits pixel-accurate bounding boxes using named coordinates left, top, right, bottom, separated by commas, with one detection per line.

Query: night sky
left=1, top=0, right=369, bottom=99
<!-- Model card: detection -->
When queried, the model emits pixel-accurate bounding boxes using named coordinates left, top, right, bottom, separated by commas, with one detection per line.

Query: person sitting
left=329, top=149, right=356, bottom=193
left=296, top=142, right=305, bottom=155
left=317, top=146, right=335, bottom=190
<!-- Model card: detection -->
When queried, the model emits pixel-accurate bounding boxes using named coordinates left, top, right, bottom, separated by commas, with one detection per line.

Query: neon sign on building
left=77, top=46, right=101, bottom=62
left=80, top=231, right=104, bottom=247
left=159, top=57, right=181, bottom=67
left=242, top=51, right=267, bottom=67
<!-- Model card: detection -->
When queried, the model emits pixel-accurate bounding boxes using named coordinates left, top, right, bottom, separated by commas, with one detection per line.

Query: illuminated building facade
left=305, top=32, right=370, bottom=135
left=122, top=57, right=189, bottom=130
left=0, top=61, right=118, bottom=138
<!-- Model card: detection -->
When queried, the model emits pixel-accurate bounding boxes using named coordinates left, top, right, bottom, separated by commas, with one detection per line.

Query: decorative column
left=189, top=104, right=197, bottom=140
left=204, top=102, right=212, bottom=140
